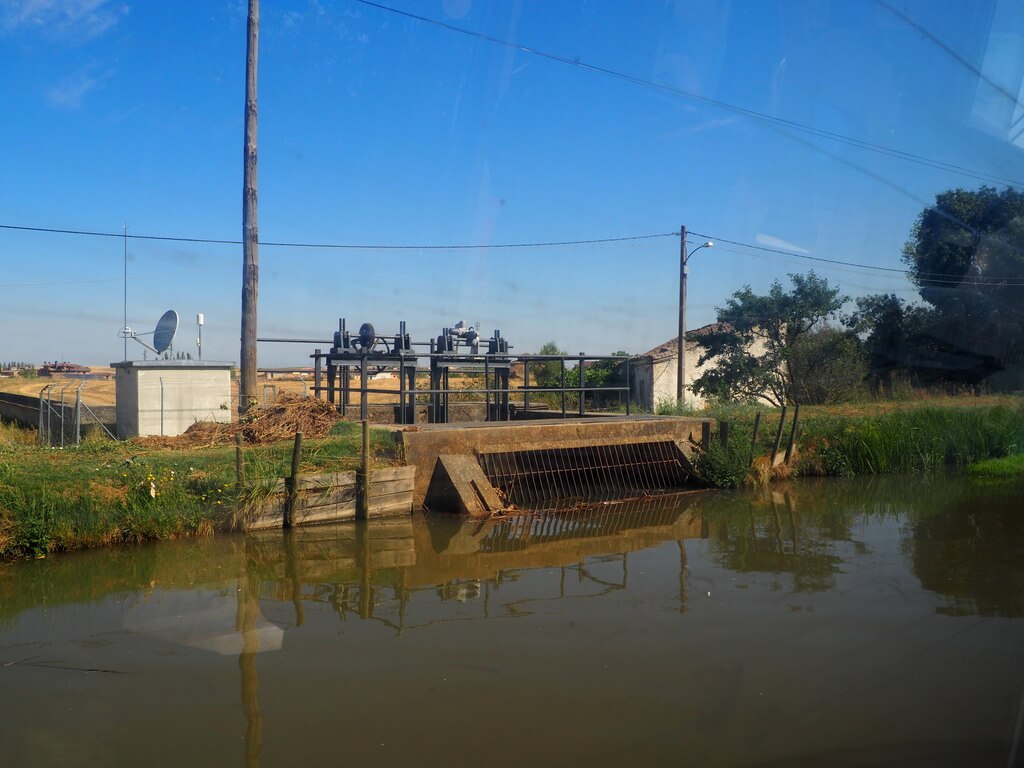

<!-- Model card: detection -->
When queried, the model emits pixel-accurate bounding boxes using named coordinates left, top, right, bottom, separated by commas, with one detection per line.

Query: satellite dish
left=117, top=309, right=180, bottom=356
left=153, top=310, right=179, bottom=354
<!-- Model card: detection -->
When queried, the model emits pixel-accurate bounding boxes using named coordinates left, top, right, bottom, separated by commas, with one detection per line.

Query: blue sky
left=1, top=0, right=1021, bottom=365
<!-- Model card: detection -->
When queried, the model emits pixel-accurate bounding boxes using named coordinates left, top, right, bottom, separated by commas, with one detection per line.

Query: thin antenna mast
left=123, top=223, right=128, bottom=362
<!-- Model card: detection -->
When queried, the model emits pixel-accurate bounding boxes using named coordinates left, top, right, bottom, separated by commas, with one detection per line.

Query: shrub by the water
left=692, top=427, right=754, bottom=488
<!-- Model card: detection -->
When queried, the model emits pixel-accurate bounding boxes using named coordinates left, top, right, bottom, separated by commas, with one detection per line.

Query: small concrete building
left=630, top=323, right=771, bottom=410
left=112, top=360, right=235, bottom=438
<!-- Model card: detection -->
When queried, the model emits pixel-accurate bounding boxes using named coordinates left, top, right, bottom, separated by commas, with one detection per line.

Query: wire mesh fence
left=36, top=382, right=116, bottom=447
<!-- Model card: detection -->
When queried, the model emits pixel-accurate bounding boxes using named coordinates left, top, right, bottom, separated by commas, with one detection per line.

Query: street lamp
left=677, top=226, right=714, bottom=405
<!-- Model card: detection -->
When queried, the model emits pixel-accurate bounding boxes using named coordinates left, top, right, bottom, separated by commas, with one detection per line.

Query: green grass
left=965, top=453, right=1024, bottom=478
left=0, top=421, right=400, bottom=560
left=691, top=426, right=755, bottom=488
left=675, top=400, right=1024, bottom=486
left=798, top=405, right=1024, bottom=476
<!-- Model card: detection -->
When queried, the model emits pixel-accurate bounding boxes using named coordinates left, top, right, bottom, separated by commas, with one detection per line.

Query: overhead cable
left=690, top=230, right=1024, bottom=286
left=352, top=0, right=1022, bottom=188
left=0, top=223, right=675, bottom=250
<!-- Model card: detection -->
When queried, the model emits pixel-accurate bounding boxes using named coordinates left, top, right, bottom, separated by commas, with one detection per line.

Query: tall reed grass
left=800, top=405, right=1024, bottom=476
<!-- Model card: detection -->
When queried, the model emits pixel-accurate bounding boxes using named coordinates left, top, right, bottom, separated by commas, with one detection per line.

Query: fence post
left=719, top=421, right=730, bottom=449
left=771, top=405, right=788, bottom=466
left=313, top=348, right=322, bottom=399
left=784, top=404, right=801, bottom=465
left=749, top=411, right=763, bottom=463
left=38, top=385, right=48, bottom=446
left=560, top=359, right=566, bottom=418
left=285, top=431, right=303, bottom=528
left=235, top=432, right=245, bottom=489
left=625, top=357, right=631, bottom=416
left=74, top=383, right=84, bottom=446
left=359, top=356, right=368, bottom=422
left=59, top=383, right=67, bottom=448
left=578, top=354, right=586, bottom=417
left=523, top=360, right=530, bottom=412
left=357, top=420, right=370, bottom=521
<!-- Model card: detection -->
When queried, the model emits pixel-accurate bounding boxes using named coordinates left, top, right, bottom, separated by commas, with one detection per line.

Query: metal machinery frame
left=318, top=319, right=418, bottom=423
left=266, top=319, right=632, bottom=425
left=429, top=325, right=512, bottom=423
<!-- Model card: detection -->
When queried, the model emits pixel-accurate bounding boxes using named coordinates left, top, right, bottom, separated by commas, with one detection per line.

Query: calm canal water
left=2, top=475, right=1023, bottom=767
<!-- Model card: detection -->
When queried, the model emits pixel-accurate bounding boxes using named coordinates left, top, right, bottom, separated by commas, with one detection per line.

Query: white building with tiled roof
left=629, top=323, right=770, bottom=410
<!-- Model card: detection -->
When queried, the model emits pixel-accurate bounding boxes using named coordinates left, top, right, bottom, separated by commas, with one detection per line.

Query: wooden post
left=283, top=532, right=305, bottom=627
left=239, top=0, right=260, bottom=414
left=784, top=403, right=801, bottom=465
left=700, top=421, right=711, bottom=450
left=749, top=411, right=762, bottom=462
left=677, top=224, right=687, bottom=405
left=357, top=419, right=370, bottom=520
left=771, top=405, right=788, bottom=466
left=285, top=431, right=302, bottom=527
left=719, top=421, right=730, bottom=449
left=235, top=432, right=245, bottom=489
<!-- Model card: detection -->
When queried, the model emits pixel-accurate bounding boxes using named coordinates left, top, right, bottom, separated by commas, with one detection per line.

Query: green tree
left=692, top=272, right=846, bottom=406
left=843, top=293, right=934, bottom=383
left=532, top=341, right=566, bottom=389
left=901, top=185, right=1024, bottom=388
left=788, top=327, right=867, bottom=404
left=565, top=351, right=628, bottom=406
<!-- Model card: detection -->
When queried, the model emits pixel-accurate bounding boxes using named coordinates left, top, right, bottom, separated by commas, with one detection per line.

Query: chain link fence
left=35, top=382, right=116, bottom=446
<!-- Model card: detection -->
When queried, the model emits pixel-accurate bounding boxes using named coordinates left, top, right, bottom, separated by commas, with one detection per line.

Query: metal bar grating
left=478, top=441, right=690, bottom=509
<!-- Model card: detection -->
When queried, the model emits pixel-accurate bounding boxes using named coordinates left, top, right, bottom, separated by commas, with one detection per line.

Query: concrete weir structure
left=396, top=416, right=711, bottom=515
left=112, top=360, right=234, bottom=438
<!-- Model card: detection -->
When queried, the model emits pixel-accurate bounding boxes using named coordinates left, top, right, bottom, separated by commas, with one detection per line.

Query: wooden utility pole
left=677, top=225, right=687, bottom=405
left=240, top=0, right=260, bottom=414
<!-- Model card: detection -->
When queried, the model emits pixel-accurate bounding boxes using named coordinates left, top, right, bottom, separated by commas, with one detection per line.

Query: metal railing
left=305, top=351, right=632, bottom=424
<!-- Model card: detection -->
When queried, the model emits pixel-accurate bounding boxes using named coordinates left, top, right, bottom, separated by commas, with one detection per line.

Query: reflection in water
left=236, top=576, right=263, bottom=768
left=243, top=492, right=702, bottom=633
left=2, top=475, right=1023, bottom=767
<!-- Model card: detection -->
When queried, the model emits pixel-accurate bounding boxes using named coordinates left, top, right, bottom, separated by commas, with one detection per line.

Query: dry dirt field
left=0, top=369, right=480, bottom=407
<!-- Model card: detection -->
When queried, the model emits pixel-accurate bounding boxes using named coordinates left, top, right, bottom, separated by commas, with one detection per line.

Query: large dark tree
left=843, top=293, right=935, bottom=380
left=692, top=272, right=846, bottom=406
left=900, top=186, right=1024, bottom=387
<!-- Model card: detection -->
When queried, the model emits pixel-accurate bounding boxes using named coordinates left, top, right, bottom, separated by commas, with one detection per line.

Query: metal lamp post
left=677, top=228, right=714, bottom=405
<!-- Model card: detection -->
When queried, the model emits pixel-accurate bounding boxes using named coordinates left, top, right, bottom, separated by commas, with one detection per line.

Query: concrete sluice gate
left=478, top=441, right=691, bottom=509
left=397, top=417, right=710, bottom=516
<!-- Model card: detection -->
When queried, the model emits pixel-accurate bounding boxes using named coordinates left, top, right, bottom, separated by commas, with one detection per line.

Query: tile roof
left=636, top=322, right=731, bottom=361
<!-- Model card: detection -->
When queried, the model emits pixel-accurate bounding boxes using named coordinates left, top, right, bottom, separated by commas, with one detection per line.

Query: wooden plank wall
left=243, top=465, right=416, bottom=530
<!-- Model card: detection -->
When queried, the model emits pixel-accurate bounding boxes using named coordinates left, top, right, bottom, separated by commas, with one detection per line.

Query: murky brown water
left=2, top=475, right=1023, bottom=767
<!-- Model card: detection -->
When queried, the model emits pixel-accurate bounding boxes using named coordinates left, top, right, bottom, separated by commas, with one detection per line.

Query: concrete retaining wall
left=0, top=392, right=116, bottom=443
left=0, top=392, right=40, bottom=427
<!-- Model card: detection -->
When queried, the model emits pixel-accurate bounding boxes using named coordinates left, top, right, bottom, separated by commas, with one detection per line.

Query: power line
left=3, top=219, right=1018, bottom=288
left=689, top=230, right=1024, bottom=286
left=714, top=245, right=1020, bottom=288
left=352, top=0, right=1023, bottom=189
left=0, top=268, right=226, bottom=289
left=0, top=222, right=675, bottom=250
left=874, top=0, right=1024, bottom=112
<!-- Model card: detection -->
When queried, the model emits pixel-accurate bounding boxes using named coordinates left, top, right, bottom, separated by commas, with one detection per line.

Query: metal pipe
left=74, top=383, right=84, bottom=446
left=313, top=348, right=322, bottom=400
left=560, top=359, right=566, bottom=418
left=578, top=353, right=585, bottom=417
left=359, top=356, right=368, bottom=421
